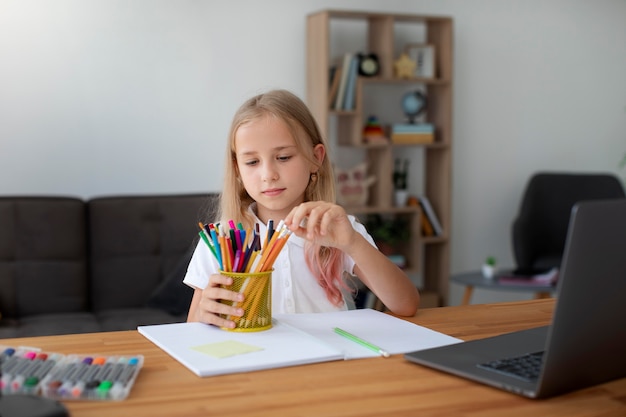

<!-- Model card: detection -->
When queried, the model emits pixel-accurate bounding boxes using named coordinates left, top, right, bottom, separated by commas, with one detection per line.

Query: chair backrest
left=511, top=172, right=625, bottom=273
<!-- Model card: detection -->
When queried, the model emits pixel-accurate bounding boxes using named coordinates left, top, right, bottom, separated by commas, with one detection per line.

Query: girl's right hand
left=190, top=273, right=245, bottom=329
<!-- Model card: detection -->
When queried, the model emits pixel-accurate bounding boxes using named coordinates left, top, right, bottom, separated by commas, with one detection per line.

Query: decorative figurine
left=362, top=115, right=387, bottom=143
left=335, top=162, right=376, bottom=207
left=393, top=53, right=416, bottom=79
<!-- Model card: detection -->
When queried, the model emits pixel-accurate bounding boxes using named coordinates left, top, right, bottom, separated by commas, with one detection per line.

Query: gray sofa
left=0, top=193, right=219, bottom=338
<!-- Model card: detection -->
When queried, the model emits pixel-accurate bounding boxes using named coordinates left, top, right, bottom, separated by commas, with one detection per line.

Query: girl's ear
left=312, top=143, right=326, bottom=167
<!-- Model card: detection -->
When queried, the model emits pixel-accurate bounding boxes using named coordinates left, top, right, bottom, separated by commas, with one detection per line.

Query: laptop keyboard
left=477, top=351, right=545, bottom=382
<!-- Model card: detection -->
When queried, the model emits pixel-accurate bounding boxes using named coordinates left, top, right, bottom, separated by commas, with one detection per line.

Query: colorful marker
left=109, top=357, right=140, bottom=400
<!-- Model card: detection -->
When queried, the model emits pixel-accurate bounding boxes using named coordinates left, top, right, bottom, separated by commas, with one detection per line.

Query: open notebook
left=138, top=308, right=460, bottom=377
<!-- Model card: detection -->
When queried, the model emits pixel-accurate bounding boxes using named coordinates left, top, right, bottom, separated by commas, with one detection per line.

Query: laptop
left=405, top=198, right=626, bottom=398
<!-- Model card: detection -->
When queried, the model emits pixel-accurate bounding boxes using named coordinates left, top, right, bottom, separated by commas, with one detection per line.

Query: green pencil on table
left=333, top=327, right=390, bottom=358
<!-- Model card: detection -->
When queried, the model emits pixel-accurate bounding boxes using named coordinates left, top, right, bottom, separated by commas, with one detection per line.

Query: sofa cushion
left=0, top=317, right=18, bottom=338
left=146, top=243, right=195, bottom=316
left=88, top=194, right=218, bottom=311
left=0, top=197, right=88, bottom=318
left=16, top=312, right=100, bottom=337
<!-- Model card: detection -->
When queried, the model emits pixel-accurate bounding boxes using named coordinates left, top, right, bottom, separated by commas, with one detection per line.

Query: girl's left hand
left=284, top=201, right=357, bottom=250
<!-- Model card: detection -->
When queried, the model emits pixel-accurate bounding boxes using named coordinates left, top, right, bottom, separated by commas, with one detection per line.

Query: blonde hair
left=218, top=89, right=349, bottom=306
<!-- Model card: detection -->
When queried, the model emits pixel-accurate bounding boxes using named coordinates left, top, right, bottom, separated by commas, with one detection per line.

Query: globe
left=401, top=91, right=426, bottom=124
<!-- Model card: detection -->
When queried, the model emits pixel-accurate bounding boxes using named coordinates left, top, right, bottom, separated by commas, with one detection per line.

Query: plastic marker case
left=0, top=345, right=143, bottom=401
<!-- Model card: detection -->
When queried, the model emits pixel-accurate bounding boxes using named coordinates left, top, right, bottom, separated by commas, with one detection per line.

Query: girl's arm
left=285, top=201, right=420, bottom=316
left=349, top=235, right=419, bottom=316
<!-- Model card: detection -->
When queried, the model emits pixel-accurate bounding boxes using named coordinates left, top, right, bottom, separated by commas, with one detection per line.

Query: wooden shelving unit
left=306, top=10, right=453, bottom=307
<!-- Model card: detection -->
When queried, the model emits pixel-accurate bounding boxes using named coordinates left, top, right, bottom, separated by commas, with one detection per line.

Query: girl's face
left=234, top=115, right=324, bottom=223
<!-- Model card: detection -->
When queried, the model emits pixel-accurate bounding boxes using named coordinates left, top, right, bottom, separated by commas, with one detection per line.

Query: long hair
left=218, top=89, right=349, bottom=306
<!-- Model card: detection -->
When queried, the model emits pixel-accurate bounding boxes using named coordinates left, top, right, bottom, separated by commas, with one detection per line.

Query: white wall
left=1, top=0, right=625, bottom=305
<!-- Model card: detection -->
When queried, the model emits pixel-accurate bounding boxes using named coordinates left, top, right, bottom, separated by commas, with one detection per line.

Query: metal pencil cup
left=219, top=270, right=272, bottom=332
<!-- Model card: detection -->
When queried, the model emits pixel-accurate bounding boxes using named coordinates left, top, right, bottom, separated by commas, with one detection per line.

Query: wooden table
left=452, top=270, right=555, bottom=305
left=2, top=299, right=625, bottom=416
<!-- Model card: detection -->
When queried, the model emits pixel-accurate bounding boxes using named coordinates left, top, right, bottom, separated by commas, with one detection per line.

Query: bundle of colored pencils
left=197, top=219, right=292, bottom=273
left=198, top=220, right=293, bottom=329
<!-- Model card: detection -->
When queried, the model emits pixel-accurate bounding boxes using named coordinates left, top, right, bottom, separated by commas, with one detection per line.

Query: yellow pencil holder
left=219, top=270, right=272, bottom=332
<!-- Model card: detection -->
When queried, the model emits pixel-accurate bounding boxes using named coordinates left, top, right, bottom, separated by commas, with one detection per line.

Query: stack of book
left=328, top=53, right=359, bottom=111
left=391, top=123, right=434, bottom=144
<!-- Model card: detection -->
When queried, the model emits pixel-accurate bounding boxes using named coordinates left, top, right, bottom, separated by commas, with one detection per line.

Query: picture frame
left=405, top=44, right=436, bottom=79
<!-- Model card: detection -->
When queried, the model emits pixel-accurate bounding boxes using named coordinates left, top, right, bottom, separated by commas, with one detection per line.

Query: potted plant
left=482, top=256, right=497, bottom=279
left=393, top=158, right=409, bottom=207
left=365, top=214, right=410, bottom=256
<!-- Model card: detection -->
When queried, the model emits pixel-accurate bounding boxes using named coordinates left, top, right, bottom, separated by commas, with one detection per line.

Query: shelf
left=344, top=205, right=420, bottom=215
left=307, top=9, right=453, bottom=306
left=359, top=77, right=451, bottom=86
left=421, top=235, right=448, bottom=244
left=336, top=141, right=450, bottom=151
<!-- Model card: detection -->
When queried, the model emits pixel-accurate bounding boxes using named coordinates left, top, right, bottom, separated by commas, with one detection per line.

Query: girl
left=185, top=90, right=419, bottom=328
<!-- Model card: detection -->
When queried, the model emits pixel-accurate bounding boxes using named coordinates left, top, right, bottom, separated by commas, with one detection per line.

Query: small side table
left=451, top=270, right=555, bottom=305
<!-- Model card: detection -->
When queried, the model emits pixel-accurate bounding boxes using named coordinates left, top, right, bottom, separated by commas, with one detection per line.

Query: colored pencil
left=198, top=219, right=291, bottom=273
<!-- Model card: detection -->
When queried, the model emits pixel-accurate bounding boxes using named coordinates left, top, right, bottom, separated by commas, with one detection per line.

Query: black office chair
left=511, top=172, right=625, bottom=274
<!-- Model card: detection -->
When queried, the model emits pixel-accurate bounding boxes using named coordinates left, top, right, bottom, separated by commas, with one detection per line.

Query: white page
left=138, top=321, right=343, bottom=377
left=139, top=309, right=461, bottom=377
left=275, top=309, right=462, bottom=359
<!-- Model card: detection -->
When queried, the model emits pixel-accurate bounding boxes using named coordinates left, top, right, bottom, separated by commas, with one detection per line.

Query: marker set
left=0, top=345, right=143, bottom=401
left=0, top=347, right=60, bottom=396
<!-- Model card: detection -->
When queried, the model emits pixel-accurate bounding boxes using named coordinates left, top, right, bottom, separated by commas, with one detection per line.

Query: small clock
left=357, top=53, right=379, bottom=77
left=401, top=91, right=427, bottom=124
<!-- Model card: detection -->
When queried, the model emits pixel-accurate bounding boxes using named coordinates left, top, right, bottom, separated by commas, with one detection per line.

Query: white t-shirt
left=183, top=209, right=376, bottom=314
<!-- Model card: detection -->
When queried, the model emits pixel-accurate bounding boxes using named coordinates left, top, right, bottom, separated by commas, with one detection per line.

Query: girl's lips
left=262, top=188, right=285, bottom=197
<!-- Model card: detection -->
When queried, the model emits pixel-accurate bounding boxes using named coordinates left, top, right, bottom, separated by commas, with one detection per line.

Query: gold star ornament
left=393, top=53, right=416, bottom=79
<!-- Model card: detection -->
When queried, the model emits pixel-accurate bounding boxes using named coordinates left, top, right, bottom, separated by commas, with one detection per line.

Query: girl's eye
left=277, top=155, right=292, bottom=162
left=244, top=159, right=259, bottom=166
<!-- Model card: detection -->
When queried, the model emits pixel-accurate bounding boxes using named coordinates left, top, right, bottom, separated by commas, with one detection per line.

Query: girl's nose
left=261, top=163, right=279, bottom=182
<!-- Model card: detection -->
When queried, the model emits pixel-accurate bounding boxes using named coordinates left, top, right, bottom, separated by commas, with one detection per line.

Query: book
left=498, top=267, right=559, bottom=286
left=421, top=213, right=435, bottom=237
left=138, top=309, right=460, bottom=377
left=418, top=196, right=443, bottom=236
left=342, top=54, right=359, bottom=110
left=333, top=53, right=353, bottom=111
left=391, top=133, right=434, bottom=145
left=328, top=66, right=342, bottom=108
left=392, top=123, right=434, bottom=134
